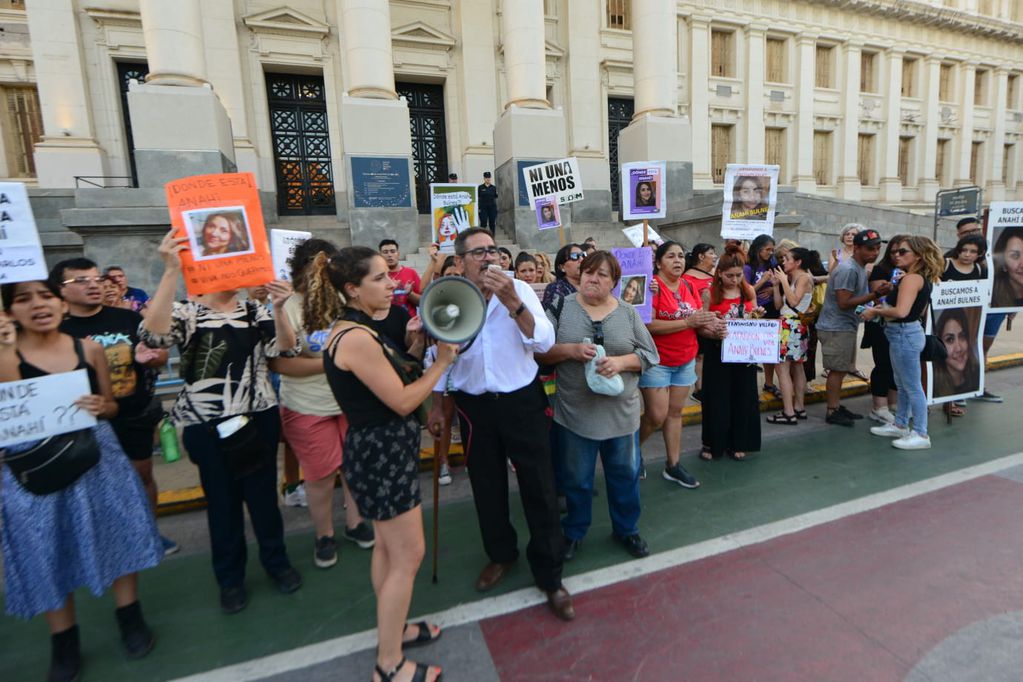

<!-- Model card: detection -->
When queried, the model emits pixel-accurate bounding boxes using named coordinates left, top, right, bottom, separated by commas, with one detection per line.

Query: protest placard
left=621, top=162, right=667, bottom=220
left=430, top=183, right=477, bottom=253
left=0, top=182, right=47, bottom=284
left=534, top=196, right=561, bottom=231
left=165, top=173, right=274, bottom=296
left=0, top=370, right=97, bottom=448
left=721, top=164, right=780, bottom=240
left=926, top=280, right=987, bottom=404
left=522, top=158, right=584, bottom=207
left=721, top=319, right=780, bottom=364
left=986, top=201, right=1023, bottom=313
left=270, top=229, right=311, bottom=282
left=621, top=224, right=663, bottom=248
left=612, top=247, right=654, bottom=323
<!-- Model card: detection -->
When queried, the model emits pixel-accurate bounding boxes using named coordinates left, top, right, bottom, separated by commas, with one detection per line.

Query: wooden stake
left=642, top=219, right=650, bottom=246
left=558, top=224, right=566, bottom=247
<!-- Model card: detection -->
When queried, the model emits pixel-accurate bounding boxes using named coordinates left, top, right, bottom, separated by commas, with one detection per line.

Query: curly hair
left=303, top=247, right=379, bottom=333
left=289, top=238, right=338, bottom=291
left=898, top=235, right=944, bottom=283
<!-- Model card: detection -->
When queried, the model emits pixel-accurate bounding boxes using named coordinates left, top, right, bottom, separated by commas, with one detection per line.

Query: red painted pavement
left=481, top=474, right=1023, bottom=681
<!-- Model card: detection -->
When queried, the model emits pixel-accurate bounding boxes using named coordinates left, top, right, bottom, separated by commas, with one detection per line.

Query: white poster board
left=926, top=280, right=987, bottom=405
left=269, top=229, right=311, bottom=282
left=0, top=370, right=98, bottom=447
left=621, top=161, right=667, bottom=220
left=622, top=224, right=664, bottom=248
left=0, top=182, right=47, bottom=284
left=721, top=319, right=781, bottom=364
left=522, top=157, right=584, bottom=207
left=721, top=164, right=780, bottom=240
left=986, top=201, right=1023, bottom=313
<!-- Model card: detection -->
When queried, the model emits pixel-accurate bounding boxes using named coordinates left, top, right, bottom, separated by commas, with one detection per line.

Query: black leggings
left=870, top=335, right=897, bottom=398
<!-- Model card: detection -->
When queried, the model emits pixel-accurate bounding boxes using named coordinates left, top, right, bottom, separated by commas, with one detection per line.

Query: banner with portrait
left=611, top=247, right=654, bottom=323
left=165, top=173, right=274, bottom=296
left=621, top=161, right=667, bottom=221
left=986, top=201, right=1023, bottom=313
left=721, top=164, right=780, bottom=240
left=430, top=183, right=477, bottom=253
left=534, top=196, right=561, bottom=231
left=926, top=280, right=987, bottom=405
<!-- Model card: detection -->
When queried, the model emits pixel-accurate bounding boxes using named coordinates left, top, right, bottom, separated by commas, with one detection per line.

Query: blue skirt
left=2, top=421, right=162, bottom=620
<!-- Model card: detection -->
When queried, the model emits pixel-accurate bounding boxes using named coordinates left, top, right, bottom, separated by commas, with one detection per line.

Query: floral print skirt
left=342, top=415, right=422, bottom=521
left=779, top=314, right=809, bottom=363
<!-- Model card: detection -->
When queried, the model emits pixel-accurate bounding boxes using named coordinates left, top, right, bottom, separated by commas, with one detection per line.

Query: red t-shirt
left=651, top=275, right=702, bottom=366
left=388, top=266, right=421, bottom=315
left=682, top=272, right=713, bottom=300
left=708, top=294, right=755, bottom=319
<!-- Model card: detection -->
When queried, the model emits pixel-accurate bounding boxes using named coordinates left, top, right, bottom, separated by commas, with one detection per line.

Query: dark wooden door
left=397, top=82, right=448, bottom=214
left=607, top=97, right=635, bottom=213
left=116, top=62, right=149, bottom=187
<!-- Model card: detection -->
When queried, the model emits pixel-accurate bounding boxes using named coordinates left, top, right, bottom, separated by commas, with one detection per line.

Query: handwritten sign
left=721, top=164, right=780, bottom=240
left=522, top=157, right=584, bottom=207
left=0, top=182, right=47, bottom=284
left=0, top=370, right=97, bottom=447
left=165, top=173, right=274, bottom=296
left=721, top=319, right=780, bottom=364
left=270, top=229, right=311, bottom=282
left=622, top=224, right=663, bottom=247
left=621, top=161, right=667, bottom=220
left=612, top=247, right=654, bottom=323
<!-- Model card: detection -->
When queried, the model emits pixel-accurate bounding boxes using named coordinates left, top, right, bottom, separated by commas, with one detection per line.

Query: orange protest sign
left=164, top=173, right=274, bottom=296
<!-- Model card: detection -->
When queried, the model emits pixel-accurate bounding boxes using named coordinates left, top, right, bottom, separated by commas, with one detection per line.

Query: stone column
left=837, top=41, right=863, bottom=201
left=955, top=63, right=977, bottom=187
left=454, top=0, right=499, bottom=183
left=26, top=0, right=108, bottom=187
left=336, top=0, right=417, bottom=248
left=128, top=0, right=235, bottom=187
left=618, top=1, right=693, bottom=221
left=792, top=34, right=817, bottom=193
left=493, top=0, right=568, bottom=250
left=879, top=49, right=904, bottom=203
left=987, top=68, right=1009, bottom=201
left=688, top=16, right=712, bottom=185
left=919, top=57, right=942, bottom=200
left=745, top=25, right=768, bottom=165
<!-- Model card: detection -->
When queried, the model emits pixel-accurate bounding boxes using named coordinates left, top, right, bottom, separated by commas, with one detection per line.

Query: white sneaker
left=892, top=432, right=931, bottom=450
left=869, top=407, right=895, bottom=424
left=870, top=423, right=910, bottom=438
left=438, top=463, right=452, bottom=486
left=283, top=483, right=308, bottom=507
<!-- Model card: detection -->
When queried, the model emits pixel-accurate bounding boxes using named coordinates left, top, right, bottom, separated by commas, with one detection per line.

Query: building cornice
left=808, top=0, right=1021, bottom=43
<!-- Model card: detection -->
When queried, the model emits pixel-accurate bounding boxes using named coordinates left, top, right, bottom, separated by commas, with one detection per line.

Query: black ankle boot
left=48, top=625, right=81, bottom=682
left=115, top=601, right=155, bottom=659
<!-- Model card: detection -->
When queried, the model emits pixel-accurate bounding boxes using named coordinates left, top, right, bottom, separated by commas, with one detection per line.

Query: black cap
left=483, top=171, right=491, bottom=178
left=448, top=173, right=458, bottom=180
left=853, top=229, right=882, bottom=247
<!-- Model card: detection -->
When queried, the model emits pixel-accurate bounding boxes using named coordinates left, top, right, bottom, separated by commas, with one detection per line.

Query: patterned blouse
left=138, top=300, right=300, bottom=427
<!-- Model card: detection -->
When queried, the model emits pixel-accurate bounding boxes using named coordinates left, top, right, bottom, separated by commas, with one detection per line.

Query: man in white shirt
left=426, top=228, right=574, bottom=621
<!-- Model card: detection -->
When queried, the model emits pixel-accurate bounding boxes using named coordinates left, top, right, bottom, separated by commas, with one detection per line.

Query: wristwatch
left=509, top=302, right=527, bottom=318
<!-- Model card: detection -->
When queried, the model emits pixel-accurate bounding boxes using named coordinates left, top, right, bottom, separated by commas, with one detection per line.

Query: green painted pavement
left=3, top=383, right=1022, bottom=680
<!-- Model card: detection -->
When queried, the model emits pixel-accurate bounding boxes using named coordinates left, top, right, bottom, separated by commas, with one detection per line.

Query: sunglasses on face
left=892, top=248, right=912, bottom=256
left=460, top=246, right=499, bottom=260
left=566, top=252, right=585, bottom=261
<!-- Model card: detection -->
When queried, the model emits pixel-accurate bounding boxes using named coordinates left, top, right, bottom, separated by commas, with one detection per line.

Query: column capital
left=797, top=33, right=818, bottom=46
left=885, top=46, right=906, bottom=58
left=744, top=23, right=769, bottom=36
left=844, top=40, right=864, bottom=52
left=688, top=13, right=713, bottom=28
left=924, top=55, right=945, bottom=66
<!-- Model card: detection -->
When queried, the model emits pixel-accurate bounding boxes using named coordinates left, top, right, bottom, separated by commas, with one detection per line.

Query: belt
left=455, top=380, right=538, bottom=402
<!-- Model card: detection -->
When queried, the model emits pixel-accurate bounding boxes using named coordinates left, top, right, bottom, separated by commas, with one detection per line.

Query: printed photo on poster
left=534, top=196, right=561, bottom=230
left=611, top=247, right=654, bottom=322
left=926, top=280, right=986, bottom=404
left=430, top=183, right=477, bottom=253
left=184, top=207, right=254, bottom=261
left=619, top=275, right=647, bottom=306
left=721, top=164, right=780, bottom=240
left=621, top=162, right=667, bottom=221
left=987, top=202, right=1023, bottom=313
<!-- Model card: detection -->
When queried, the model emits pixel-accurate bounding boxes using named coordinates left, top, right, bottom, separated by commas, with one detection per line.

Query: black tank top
left=323, top=326, right=401, bottom=429
left=17, top=336, right=101, bottom=393
left=886, top=278, right=933, bottom=323
left=941, top=258, right=982, bottom=282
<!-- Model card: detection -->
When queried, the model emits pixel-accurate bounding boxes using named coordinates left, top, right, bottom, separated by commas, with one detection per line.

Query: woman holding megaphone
left=306, top=246, right=455, bottom=682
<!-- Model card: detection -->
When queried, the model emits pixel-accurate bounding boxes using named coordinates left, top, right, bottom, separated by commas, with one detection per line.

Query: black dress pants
left=454, top=380, right=564, bottom=592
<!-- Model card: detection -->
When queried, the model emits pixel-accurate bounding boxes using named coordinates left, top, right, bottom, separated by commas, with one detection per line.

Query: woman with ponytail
left=310, top=247, right=457, bottom=682
left=698, top=245, right=763, bottom=459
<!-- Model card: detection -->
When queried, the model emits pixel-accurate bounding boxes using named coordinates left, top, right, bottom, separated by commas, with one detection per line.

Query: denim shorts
left=638, top=359, right=698, bottom=388
left=984, top=312, right=1006, bottom=338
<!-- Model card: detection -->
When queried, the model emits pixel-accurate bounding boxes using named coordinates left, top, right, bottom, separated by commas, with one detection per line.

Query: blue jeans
left=557, top=427, right=641, bottom=540
left=885, top=322, right=928, bottom=436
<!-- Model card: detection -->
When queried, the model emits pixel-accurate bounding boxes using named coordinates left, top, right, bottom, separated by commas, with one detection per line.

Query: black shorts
left=111, top=401, right=163, bottom=461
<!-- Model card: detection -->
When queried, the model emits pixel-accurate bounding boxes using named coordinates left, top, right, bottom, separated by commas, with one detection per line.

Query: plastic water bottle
left=159, top=418, right=180, bottom=463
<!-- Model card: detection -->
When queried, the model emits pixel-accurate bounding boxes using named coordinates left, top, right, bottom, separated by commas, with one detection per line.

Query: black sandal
left=794, top=410, right=807, bottom=420
left=766, top=412, right=798, bottom=425
left=699, top=446, right=714, bottom=461
left=764, top=384, right=782, bottom=399
left=729, top=451, right=747, bottom=460
left=375, top=657, right=442, bottom=682
left=403, top=621, right=442, bottom=648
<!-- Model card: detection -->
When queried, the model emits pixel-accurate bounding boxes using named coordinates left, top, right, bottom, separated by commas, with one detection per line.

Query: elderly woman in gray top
left=535, top=251, right=659, bottom=561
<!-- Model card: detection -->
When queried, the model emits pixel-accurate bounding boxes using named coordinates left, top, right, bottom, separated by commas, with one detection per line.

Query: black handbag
left=921, top=308, right=948, bottom=363
left=2, top=427, right=101, bottom=495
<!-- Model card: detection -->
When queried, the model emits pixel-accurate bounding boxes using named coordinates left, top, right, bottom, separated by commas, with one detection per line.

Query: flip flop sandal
left=766, top=412, right=799, bottom=425
left=729, top=451, right=747, bottom=461
left=403, top=622, right=442, bottom=649
left=699, top=446, right=714, bottom=461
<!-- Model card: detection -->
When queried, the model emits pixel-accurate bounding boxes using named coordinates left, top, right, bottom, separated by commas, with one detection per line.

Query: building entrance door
left=607, top=97, right=634, bottom=213
left=116, top=62, right=149, bottom=187
left=397, top=82, right=448, bottom=215
left=265, top=73, right=336, bottom=216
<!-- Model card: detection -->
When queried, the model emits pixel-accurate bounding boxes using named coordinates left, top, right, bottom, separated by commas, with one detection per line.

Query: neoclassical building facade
left=1, top=0, right=1021, bottom=259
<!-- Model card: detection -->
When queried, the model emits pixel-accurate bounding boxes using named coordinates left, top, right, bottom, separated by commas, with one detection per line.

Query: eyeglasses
left=460, top=246, right=499, bottom=260
left=892, top=248, right=912, bottom=256
left=592, top=320, right=605, bottom=347
left=61, top=276, right=105, bottom=286
left=566, top=252, right=585, bottom=261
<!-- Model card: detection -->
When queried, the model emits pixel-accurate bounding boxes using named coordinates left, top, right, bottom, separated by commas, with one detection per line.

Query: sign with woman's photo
left=721, top=164, right=780, bottom=240
left=430, top=183, right=477, bottom=253
left=926, top=280, right=987, bottom=404
left=986, top=201, right=1023, bottom=313
left=611, top=247, right=653, bottom=322
left=165, top=173, right=274, bottom=296
left=534, top=196, right=561, bottom=231
left=620, top=161, right=667, bottom=221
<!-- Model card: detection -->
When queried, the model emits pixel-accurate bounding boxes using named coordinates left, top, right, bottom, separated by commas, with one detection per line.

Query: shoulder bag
left=2, top=427, right=101, bottom=495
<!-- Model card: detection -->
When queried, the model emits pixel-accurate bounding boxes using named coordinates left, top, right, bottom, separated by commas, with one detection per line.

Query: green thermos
left=159, top=418, right=180, bottom=464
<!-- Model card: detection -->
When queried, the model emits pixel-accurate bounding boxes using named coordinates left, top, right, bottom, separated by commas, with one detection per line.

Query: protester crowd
left=0, top=218, right=1010, bottom=682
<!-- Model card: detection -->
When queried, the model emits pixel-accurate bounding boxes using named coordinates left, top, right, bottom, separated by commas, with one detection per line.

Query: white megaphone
left=419, top=276, right=487, bottom=344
